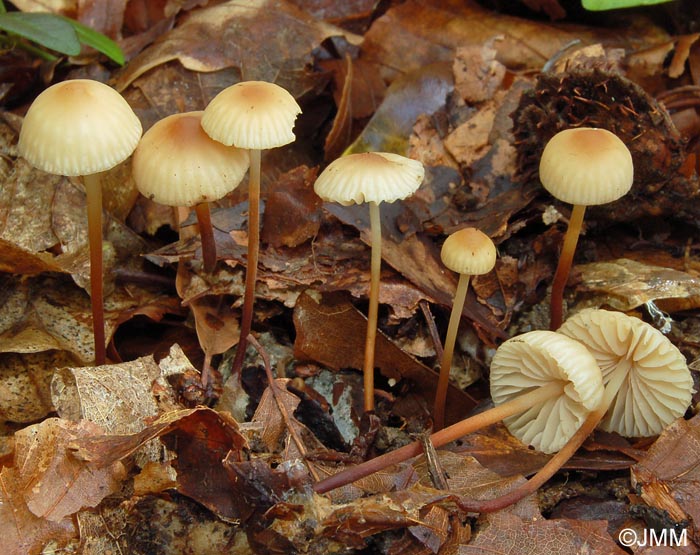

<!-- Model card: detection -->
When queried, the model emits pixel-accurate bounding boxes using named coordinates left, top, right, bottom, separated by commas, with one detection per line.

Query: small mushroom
left=132, top=111, right=249, bottom=276
left=18, top=79, right=142, bottom=365
left=313, top=330, right=604, bottom=495
left=201, top=81, right=301, bottom=375
left=314, top=152, right=425, bottom=412
left=433, top=227, right=496, bottom=430
left=539, top=127, right=633, bottom=330
left=558, top=308, right=693, bottom=437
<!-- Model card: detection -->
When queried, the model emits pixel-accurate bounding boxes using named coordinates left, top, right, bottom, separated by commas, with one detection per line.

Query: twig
left=247, top=334, right=320, bottom=481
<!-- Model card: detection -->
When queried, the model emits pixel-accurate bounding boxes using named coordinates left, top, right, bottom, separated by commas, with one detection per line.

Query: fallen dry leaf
left=14, top=418, right=125, bottom=522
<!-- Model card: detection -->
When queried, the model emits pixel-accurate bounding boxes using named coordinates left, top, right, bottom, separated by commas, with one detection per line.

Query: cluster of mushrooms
left=17, top=79, right=694, bottom=508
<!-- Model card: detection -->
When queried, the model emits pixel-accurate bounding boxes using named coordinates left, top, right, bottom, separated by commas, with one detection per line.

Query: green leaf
left=61, top=16, right=125, bottom=66
left=0, top=12, right=80, bottom=55
left=582, top=0, right=676, bottom=10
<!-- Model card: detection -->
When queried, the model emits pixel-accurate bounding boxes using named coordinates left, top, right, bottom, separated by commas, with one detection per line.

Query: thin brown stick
left=248, top=334, right=320, bottom=481
left=194, top=202, right=216, bottom=273
left=550, top=204, right=585, bottom=330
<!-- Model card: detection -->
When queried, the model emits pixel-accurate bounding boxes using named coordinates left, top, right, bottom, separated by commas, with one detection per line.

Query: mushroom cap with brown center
left=539, top=127, right=633, bottom=206
left=18, top=79, right=142, bottom=176
left=558, top=308, right=693, bottom=437
left=441, top=228, right=496, bottom=276
left=201, top=81, right=301, bottom=150
left=314, top=152, right=424, bottom=206
left=132, top=111, right=249, bottom=207
left=490, top=330, right=604, bottom=453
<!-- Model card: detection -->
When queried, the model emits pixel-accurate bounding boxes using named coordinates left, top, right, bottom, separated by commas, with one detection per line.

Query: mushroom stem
left=434, top=273, right=471, bottom=430
left=194, top=202, right=216, bottom=273
left=314, top=380, right=565, bottom=493
left=472, top=354, right=628, bottom=512
left=363, top=200, right=382, bottom=413
left=549, top=203, right=586, bottom=330
left=83, top=172, right=106, bottom=366
left=232, top=148, right=262, bottom=376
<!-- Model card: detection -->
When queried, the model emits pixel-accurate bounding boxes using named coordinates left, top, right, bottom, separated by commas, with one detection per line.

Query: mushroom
left=433, top=227, right=496, bottom=430
left=539, top=127, right=633, bottom=330
left=314, top=152, right=425, bottom=412
left=201, top=81, right=301, bottom=375
left=558, top=308, right=693, bottom=437
left=18, top=79, right=142, bottom=365
left=132, top=111, right=249, bottom=276
left=313, top=330, right=604, bottom=495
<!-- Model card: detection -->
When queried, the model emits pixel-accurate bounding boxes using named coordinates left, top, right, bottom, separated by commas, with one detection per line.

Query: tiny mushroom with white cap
left=539, top=127, right=633, bottom=330
left=313, top=329, right=606, bottom=509
left=18, top=79, right=143, bottom=366
left=201, top=81, right=301, bottom=375
left=558, top=308, right=694, bottom=438
left=132, top=111, right=249, bottom=276
left=433, top=227, right=496, bottom=430
left=314, top=152, right=425, bottom=412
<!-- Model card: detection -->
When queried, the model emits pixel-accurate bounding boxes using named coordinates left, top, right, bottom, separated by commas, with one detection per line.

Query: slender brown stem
left=232, top=148, right=262, bottom=375
left=195, top=202, right=216, bottom=273
left=83, top=173, right=106, bottom=366
left=434, top=273, right=471, bottom=430
left=363, top=201, right=382, bottom=413
left=313, top=381, right=564, bottom=493
left=549, top=204, right=586, bottom=330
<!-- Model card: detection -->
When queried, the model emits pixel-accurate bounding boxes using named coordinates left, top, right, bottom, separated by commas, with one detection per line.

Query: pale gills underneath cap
left=201, top=81, right=301, bottom=150
left=314, top=152, right=424, bottom=206
left=19, top=79, right=142, bottom=176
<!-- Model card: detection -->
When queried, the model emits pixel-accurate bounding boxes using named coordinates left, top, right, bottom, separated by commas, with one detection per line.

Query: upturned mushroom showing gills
left=201, top=81, right=301, bottom=376
left=313, top=330, right=604, bottom=497
left=433, top=227, right=496, bottom=430
left=539, top=127, right=633, bottom=330
left=314, top=152, right=425, bottom=412
left=558, top=308, right=693, bottom=437
left=132, top=111, right=249, bottom=276
left=18, top=79, right=142, bottom=366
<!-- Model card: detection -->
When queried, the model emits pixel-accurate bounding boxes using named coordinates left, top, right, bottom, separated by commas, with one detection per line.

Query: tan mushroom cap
left=132, top=111, right=249, bottom=207
left=201, top=81, right=301, bottom=150
left=18, top=79, right=142, bottom=177
left=314, top=152, right=424, bottom=206
left=558, top=308, right=693, bottom=437
left=441, top=228, right=496, bottom=276
left=490, top=330, right=604, bottom=453
left=539, top=128, right=633, bottom=206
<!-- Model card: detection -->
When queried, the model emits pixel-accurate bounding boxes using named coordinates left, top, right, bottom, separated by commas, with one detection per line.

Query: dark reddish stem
left=549, top=204, right=585, bottom=330
left=232, top=148, right=261, bottom=375
left=195, top=202, right=216, bottom=273
left=84, top=173, right=106, bottom=366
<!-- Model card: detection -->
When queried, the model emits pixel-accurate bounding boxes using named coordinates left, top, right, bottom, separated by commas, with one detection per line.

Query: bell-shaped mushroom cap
left=201, top=81, right=301, bottom=150
left=441, top=228, right=496, bottom=276
left=539, top=127, right=633, bottom=206
left=314, top=152, right=424, bottom=206
left=18, top=79, right=142, bottom=177
left=558, top=308, right=693, bottom=437
left=490, top=330, right=604, bottom=453
left=132, top=111, right=249, bottom=207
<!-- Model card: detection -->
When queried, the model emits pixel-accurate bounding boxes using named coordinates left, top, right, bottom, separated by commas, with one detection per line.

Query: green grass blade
left=582, top=0, right=676, bottom=10
left=0, top=12, right=80, bottom=55
left=61, top=16, right=125, bottom=65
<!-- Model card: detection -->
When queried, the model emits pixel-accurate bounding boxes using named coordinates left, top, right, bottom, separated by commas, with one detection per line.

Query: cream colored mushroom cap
left=558, top=308, right=693, bottom=437
left=441, top=228, right=496, bottom=276
left=314, top=152, right=424, bottom=206
left=490, top=330, right=604, bottom=454
left=18, top=79, right=142, bottom=176
left=539, top=128, right=633, bottom=206
left=132, top=111, right=249, bottom=207
left=201, top=81, right=301, bottom=149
